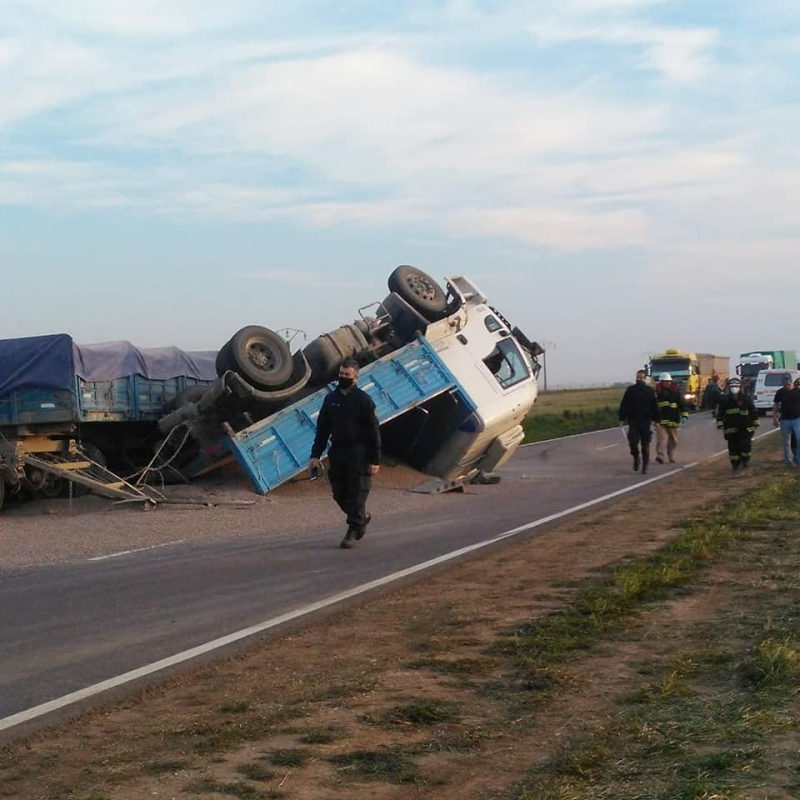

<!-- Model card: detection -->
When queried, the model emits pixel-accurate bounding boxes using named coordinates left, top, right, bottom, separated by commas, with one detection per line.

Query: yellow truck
left=647, top=349, right=730, bottom=411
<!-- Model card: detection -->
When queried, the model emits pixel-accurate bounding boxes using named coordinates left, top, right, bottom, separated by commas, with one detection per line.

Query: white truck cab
left=420, top=276, right=540, bottom=482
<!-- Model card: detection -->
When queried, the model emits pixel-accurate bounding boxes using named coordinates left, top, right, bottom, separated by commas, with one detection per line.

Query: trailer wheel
left=388, top=266, right=448, bottom=321
left=222, top=326, right=293, bottom=390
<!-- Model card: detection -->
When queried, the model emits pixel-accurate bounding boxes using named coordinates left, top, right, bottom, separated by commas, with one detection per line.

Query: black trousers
left=726, top=431, right=753, bottom=465
left=328, top=452, right=371, bottom=531
left=627, top=422, right=653, bottom=462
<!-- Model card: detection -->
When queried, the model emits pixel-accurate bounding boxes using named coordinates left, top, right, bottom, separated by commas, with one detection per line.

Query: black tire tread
left=387, top=265, right=448, bottom=321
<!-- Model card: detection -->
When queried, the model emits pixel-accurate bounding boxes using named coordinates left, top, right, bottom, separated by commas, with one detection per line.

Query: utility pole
left=541, top=341, right=556, bottom=391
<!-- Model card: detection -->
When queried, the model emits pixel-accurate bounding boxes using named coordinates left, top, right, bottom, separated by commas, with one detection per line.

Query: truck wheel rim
left=406, top=274, right=437, bottom=302
left=247, top=341, right=277, bottom=371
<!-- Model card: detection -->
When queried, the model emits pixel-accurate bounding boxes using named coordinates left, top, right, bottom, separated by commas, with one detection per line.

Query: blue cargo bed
left=226, top=337, right=475, bottom=494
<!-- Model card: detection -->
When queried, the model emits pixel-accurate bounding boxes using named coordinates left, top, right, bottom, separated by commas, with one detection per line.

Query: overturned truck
left=156, top=266, right=543, bottom=493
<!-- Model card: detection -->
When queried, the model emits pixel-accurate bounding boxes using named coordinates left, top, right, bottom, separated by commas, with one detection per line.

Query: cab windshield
left=483, top=339, right=530, bottom=389
left=650, top=359, right=690, bottom=377
left=740, top=363, right=768, bottom=379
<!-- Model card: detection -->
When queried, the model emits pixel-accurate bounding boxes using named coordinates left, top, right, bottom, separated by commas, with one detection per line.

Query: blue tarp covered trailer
left=226, top=337, right=476, bottom=494
left=0, top=334, right=217, bottom=427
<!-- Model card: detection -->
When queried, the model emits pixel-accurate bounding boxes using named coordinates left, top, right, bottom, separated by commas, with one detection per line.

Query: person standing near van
left=310, top=358, right=381, bottom=549
left=619, top=370, right=661, bottom=473
left=772, top=374, right=800, bottom=467
left=654, top=372, right=688, bottom=464
left=717, top=377, right=758, bottom=471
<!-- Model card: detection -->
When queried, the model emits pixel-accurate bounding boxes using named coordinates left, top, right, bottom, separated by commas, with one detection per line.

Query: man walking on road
left=717, top=377, right=758, bottom=471
left=772, top=374, right=800, bottom=467
left=618, top=370, right=661, bottom=474
left=654, top=372, right=688, bottom=465
left=310, top=358, right=381, bottom=549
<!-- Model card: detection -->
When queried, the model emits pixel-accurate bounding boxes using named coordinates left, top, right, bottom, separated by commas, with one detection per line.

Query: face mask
left=636, top=377, right=645, bottom=384
left=730, top=386, right=740, bottom=395
left=338, top=376, right=355, bottom=390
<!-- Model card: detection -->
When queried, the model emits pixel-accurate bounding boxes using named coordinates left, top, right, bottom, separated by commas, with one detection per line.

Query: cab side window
left=483, top=339, right=530, bottom=389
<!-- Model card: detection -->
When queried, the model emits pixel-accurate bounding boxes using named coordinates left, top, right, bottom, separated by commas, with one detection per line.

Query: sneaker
left=655, top=456, right=664, bottom=464
left=354, top=513, right=372, bottom=541
left=340, top=530, right=356, bottom=549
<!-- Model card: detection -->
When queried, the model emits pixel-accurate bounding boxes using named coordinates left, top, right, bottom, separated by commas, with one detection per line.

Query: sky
left=1, top=0, right=799, bottom=387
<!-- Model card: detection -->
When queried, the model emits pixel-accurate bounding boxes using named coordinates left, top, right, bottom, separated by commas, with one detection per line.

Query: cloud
left=243, top=270, right=361, bottom=290
left=447, top=206, right=650, bottom=251
left=527, top=19, right=719, bottom=82
left=0, top=0, right=794, bottom=263
left=5, top=0, right=279, bottom=38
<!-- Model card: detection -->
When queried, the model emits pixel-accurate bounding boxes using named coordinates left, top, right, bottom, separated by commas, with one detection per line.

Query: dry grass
left=531, top=387, right=625, bottom=416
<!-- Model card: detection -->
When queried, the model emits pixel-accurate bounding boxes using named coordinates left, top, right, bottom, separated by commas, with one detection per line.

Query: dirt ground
left=1, top=441, right=797, bottom=800
left=0, top=461, right=454, bottom=569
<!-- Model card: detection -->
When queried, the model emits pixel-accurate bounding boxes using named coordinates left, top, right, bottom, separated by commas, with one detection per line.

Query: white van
left=753, top=369, right=800, bottom=414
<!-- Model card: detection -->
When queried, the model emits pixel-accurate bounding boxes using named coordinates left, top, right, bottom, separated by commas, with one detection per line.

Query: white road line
left=596, top=443, right=619, bottom=450
left=87, top=541, right=185, bottom=562
left=1, top=427, right=780, bottom=734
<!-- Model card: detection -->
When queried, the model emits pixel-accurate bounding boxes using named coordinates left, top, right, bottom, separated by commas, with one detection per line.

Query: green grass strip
left=523, top=407, right=619, bottom=443
left=502, top=478, right=800, bottom=800
left=494, top=481, right=795, bottom=672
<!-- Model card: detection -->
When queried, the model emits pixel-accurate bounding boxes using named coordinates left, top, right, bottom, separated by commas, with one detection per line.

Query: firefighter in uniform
left=654, top=372, right=688, bottom=464
left=716, top=377, right=758, bottom=471
left=618, top=369, right=661, bottom=474
left=310, top=358, right=381, bottom=549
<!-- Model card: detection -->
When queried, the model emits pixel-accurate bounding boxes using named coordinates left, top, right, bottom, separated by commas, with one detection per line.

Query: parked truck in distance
left=647, top=349, right=729, bottom=411
left=736, top=350, right=798, bottom=381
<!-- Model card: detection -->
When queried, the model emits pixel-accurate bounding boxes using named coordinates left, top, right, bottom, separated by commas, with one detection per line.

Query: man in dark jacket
left=717, top=377, right=758, bottom=471
left=654, top=372, right=688, bottom=464
left=619, top=370, right=661, bottom=473
left=702, top=374, right=722, bottom=412
left=310, top=358, right=381, bottom=549
left=772, top=373, right=800, bottom=467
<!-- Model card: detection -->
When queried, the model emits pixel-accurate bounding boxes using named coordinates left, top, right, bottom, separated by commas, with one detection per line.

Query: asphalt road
left=0, top=413, right=757, bottom=733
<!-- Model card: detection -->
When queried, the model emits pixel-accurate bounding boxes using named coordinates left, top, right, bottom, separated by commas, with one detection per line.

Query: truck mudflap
left=225, top=337, right=476, bottom=494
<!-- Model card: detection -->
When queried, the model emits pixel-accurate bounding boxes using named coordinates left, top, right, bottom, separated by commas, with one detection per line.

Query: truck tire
left=388, top=266, right=448, bottom=322
left=215, top=340, right=235, bottom=376
left=219, top=326, right=293, bottom=390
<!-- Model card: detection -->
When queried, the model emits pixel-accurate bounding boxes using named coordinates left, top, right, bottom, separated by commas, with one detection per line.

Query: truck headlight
left=684, top=394, right=692, bottom=400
